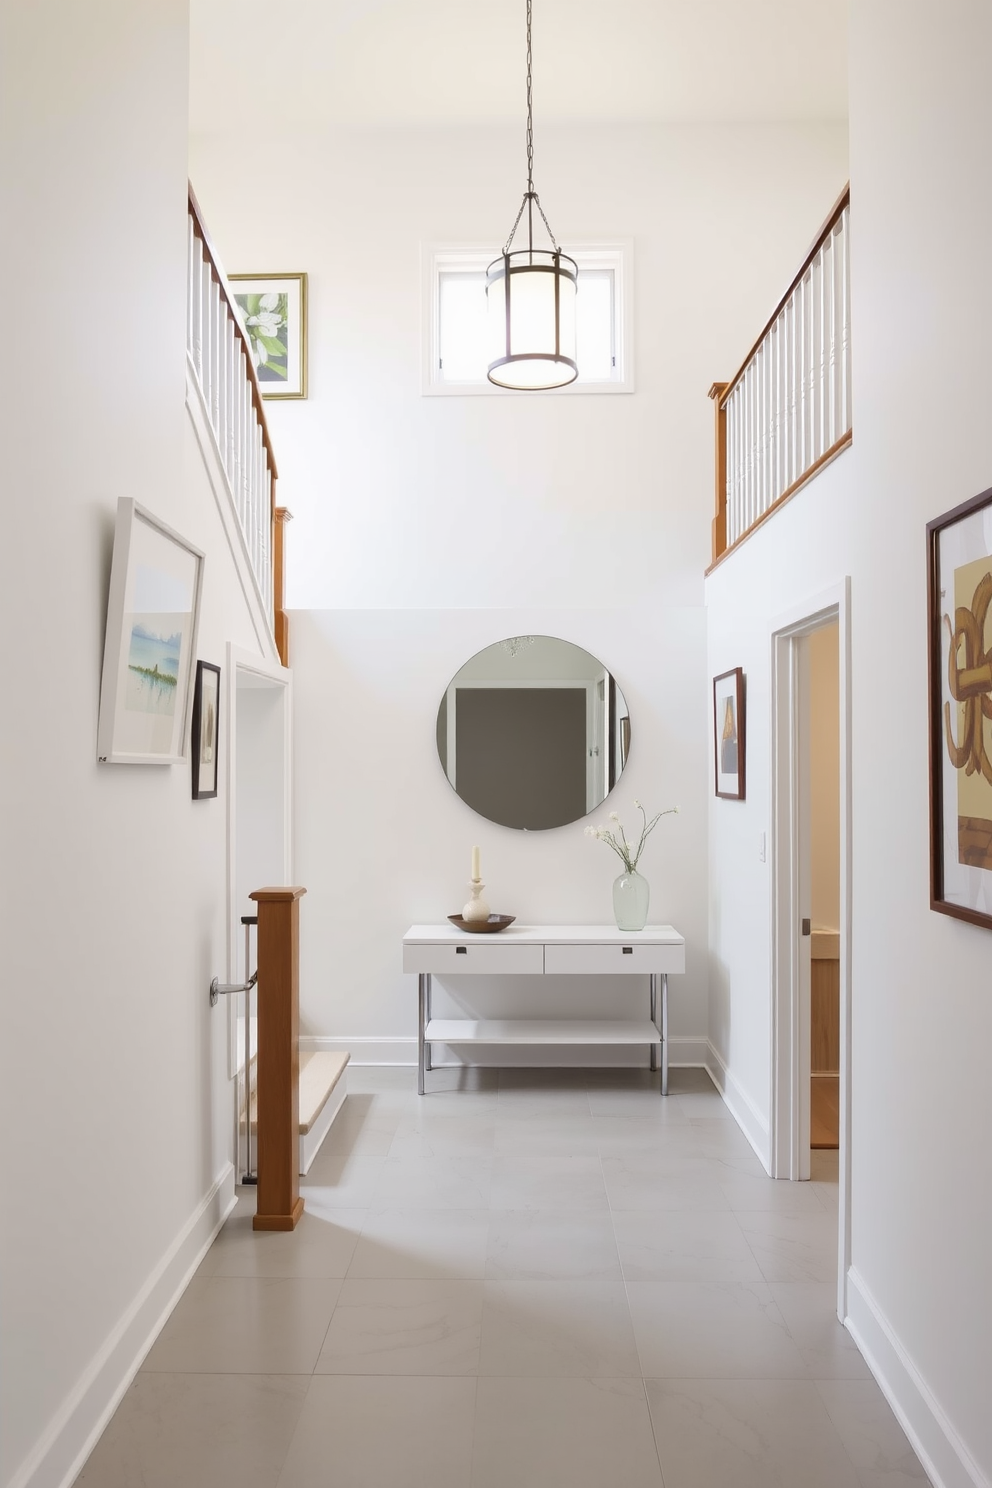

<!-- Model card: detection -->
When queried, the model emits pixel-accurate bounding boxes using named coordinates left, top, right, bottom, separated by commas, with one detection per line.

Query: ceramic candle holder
left=462, top=879, right=491, bottom=923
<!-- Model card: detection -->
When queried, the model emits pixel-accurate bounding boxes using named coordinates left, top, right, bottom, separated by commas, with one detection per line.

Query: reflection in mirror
left=436, top=635, right=630, bottom=830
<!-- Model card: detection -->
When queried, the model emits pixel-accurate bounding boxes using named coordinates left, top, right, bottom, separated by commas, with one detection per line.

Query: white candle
left=471, top=845, right=481, bottom=881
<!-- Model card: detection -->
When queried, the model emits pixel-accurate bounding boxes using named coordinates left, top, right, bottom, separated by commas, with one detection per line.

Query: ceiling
left=189, top=0, right=848, bottom=133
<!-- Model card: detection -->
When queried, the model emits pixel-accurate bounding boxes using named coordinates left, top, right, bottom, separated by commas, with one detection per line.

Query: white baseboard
left=301, top=1034, right=711, bottom=1070
left=11, top=1164, right=237, bottom=1488
left=845, top=1266, right=989, bottom=1488
left=704, top=1040, right=772, bottom=1172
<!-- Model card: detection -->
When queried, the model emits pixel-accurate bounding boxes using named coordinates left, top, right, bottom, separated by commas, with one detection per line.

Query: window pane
left=437, top=260, right=618, bottom=385
left=575, top=270, right=614, bottom=381
left=439, top=271, right=487, bottom=380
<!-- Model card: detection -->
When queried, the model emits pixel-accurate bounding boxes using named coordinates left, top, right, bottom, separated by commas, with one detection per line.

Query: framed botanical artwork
left=191, top=661, right=221, bottom=799
left=97, top=500, right=204, bottom=765
left=229, top=272, right=307, bottom=399
left=713, top=667, right=746, bottom=800
left=927, top=485, right=992, bottom=928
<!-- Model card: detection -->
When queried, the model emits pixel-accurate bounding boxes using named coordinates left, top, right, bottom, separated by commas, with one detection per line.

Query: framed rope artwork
left=928, top=485, right=992, bottom=928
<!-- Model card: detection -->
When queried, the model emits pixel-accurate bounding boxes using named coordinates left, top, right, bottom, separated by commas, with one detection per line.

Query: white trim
left=225, top=644, right=293, bottom=1081
left=185, top=360, right=279, bottom=665
left=421, top=240, right=634, bottom=395
left=300, top=1033, right=709, bottom=1069
left=769, top=578, right=853, bottom=1324
left=846, top=1268, right=989, bottom=1488
left=9, top=1166, right=236, bottom=1488
left=704, top=1040, right=772, bottom=1171
left=300, top=1076, right=347, bottom=1174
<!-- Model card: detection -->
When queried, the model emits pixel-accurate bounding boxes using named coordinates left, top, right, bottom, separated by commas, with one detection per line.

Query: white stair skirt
left=247, top=1050, right=350, bottom=1175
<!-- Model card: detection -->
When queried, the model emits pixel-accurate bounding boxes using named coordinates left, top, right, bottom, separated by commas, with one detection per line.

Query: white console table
left=402, top=924, right=685, bottom=1096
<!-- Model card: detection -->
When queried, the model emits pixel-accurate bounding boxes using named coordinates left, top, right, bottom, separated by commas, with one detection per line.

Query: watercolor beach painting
left=126, top=619, right=182, bottom=716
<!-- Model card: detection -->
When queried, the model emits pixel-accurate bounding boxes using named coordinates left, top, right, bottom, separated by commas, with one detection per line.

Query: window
left=423, top=243, right=633, bottom=394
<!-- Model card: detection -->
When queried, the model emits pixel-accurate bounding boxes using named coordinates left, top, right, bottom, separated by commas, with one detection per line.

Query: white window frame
left=422, top=241, right=634, bottom=396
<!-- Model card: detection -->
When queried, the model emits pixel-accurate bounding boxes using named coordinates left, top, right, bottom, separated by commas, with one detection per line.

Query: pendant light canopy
left=487, top=0, right=577, bottom=390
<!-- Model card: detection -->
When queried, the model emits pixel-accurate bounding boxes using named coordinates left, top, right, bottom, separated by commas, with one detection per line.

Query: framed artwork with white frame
left=229, top=272, right=308, bottom=399
left=97, top=499, right=204, bottom=765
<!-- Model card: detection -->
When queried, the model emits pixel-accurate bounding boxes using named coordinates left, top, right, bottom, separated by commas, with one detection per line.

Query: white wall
left=0, top=7, right=275, bottom=1486
left=189, top=122, right=849, bottom=612
left=809, top=623, right=840, bottom=931
left=189, top=118, right=847, bottom=1067
left=706, top=3, right=992, bottom=1483
left=292, top=606, right=707, bottom=1062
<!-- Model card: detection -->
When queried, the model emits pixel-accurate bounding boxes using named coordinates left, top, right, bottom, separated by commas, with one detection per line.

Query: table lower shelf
left=424, top=1018, right=661, bottom=1045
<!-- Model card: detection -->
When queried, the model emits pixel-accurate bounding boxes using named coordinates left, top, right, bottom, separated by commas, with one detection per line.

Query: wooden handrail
left=187, top=183, right=278, bottom=484
left=718, top=184, right=850, bottom=412
left=705, top=431, right=853, bottom=576
left=708, top=184, right=852, bottom=565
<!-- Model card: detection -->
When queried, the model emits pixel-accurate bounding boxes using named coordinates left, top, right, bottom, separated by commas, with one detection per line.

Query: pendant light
left=487, top=0, right=577, bottom=390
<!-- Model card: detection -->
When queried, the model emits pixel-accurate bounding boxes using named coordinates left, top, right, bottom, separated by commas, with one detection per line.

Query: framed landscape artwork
left=97, top=500, right=204, bottom=765
left=713, top=667, right=746, bottom=800
left=229, top=272, right=308, bottom=399
left=191, top=661, right=220, bottom=800
left=928, top=485, right=992, bottom=928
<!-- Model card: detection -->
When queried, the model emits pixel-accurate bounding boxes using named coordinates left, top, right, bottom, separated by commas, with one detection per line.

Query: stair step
left=247, top=1050, right=350, bottom=1174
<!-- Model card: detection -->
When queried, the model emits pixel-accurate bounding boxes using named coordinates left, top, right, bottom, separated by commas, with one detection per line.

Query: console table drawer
left=544, top=941, right=684, bottom=976
left=402, top=941, right=545, bottom=976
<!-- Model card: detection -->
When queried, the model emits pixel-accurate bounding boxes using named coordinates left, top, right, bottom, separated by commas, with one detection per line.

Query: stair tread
left=247, top=1050, right=350, bottom=1134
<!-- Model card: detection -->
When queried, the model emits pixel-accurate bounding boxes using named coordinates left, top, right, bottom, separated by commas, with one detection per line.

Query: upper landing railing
left=187, top=186, right=291, bottom=664
left=708, top=186, right=851, bottom=567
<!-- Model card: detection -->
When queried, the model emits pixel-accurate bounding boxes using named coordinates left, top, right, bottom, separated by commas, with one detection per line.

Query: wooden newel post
left=273, top=506, right=293, bottom=669
left=708, top=382, right=729, bottom=565
left=250, top=886, right=307, bottom=1231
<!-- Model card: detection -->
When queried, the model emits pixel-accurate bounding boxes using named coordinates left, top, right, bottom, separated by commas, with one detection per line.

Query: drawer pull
left=622, top=946, right=633, bottom=954
left=456, top=946, right=467, bottom=954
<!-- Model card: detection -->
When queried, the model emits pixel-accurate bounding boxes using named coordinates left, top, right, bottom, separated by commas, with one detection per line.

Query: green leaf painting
left=234, top=291, right=290, bottom=382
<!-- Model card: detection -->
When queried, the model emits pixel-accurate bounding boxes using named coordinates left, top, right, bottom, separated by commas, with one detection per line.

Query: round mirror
left=436, top=636, right=631, bottom=830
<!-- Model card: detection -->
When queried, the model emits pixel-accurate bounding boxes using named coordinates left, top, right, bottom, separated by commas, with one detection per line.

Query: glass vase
left=613, top=869, right=649, bottom=931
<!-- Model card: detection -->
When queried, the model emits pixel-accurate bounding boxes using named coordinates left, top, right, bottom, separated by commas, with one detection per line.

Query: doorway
left=806, top=624, right=841, bottom=1152
left=770, top=582, right=852, bottom=1318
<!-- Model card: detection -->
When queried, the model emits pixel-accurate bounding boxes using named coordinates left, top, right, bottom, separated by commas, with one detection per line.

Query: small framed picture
left=229, top=272, right=307, bottom=399
left=928, top=485, right=992, bottom=928
left=713, top=667, right=746, bottom=800
left=191, top=661, right=221, bottom=799
left=97, top=500, right=204, bottom=765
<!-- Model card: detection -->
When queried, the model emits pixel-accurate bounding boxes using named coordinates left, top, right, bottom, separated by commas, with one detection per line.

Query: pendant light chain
left=502, top=0, right=560, bottom=255
left=525, top=0, right=534, bottom=193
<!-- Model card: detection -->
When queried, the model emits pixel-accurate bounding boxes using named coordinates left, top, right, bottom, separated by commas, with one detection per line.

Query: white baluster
left=728, top=389, right=737, bottom=547
left=841, top=206, right=851, bottom=434
left=227, top=323, right=238, bottom=490
left=191, top=234, right=204, bottom=381
left=187, top=217, right=195, bottom=359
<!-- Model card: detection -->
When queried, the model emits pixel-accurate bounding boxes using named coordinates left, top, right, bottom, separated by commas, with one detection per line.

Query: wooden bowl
left=447, top=914, right=516, bottom=934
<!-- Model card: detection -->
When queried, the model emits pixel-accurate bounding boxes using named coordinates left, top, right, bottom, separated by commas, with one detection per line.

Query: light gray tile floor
left=76, top=1066, right=932, bottom=1488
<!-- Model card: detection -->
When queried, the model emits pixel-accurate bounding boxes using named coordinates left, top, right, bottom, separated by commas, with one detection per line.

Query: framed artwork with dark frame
left=927, top=485, right=992, bottom=928
left=229, top=273, right=307, bottom=399
left=191, top=661, right=220, bottom=800
left=713, top=667, right=746, bottom=800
